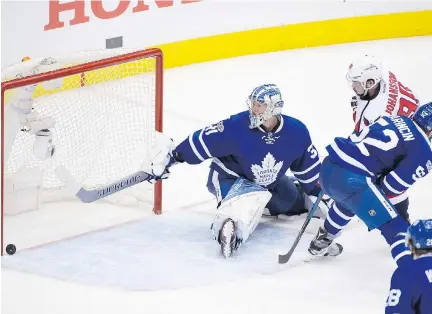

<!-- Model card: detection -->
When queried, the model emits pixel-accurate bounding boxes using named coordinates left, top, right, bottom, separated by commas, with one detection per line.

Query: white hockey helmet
left=346, top=55, right=383, bottom=96
left=247, top=84, right=284, bottom=129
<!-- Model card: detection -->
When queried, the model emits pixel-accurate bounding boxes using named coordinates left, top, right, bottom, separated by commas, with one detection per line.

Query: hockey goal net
left=1, top=48, right=163, bottom=255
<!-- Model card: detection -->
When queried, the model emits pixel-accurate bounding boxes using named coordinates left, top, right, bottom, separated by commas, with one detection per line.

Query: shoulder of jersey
left=381, top=68, right=392, bottom=81
left=396, top=256, right=431, bottom=276
left=281, top=114, right=309, bottom=133
left=216, top=111, right=249, bottom=131
left=411, top=257, right=432, bottom=282
left=394, top=258, right=416, bottom=277
left=228, top=110, right=250, bottom=123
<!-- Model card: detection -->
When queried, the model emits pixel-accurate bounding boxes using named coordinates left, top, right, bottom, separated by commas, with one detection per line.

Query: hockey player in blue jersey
left=385, top=219, right=432, bottom=314
left=308, top=102, right=432, bottom=266
left=346, top=55, right=421, bottom=224
left=149, top=84, right=336, bottom=258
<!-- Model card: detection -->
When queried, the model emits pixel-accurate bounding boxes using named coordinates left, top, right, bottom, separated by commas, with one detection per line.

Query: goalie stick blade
left=55, top=165, right=154, bottom=203
left=278, top=191, right=324, bottom=264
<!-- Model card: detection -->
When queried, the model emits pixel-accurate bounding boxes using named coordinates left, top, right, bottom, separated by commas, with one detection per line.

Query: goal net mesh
left=2, top=48, right=162, bottom=209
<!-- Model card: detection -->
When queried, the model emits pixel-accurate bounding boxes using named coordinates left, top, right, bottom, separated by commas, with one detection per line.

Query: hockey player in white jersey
left=347, top=55, right=420, bottom=133
left=3, top=57, right=64, bottom=215
left=149, top=84, right=335, bottom=258
left=4, top=57, right=62, bottom=163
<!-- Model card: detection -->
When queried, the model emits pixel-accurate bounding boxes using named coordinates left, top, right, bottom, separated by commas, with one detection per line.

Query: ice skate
left=308, top=227, right=343, bottom=257
left=219, top=218, right=238, bottom=258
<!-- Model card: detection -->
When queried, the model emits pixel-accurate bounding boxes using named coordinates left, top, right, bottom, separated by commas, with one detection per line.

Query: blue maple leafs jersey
left=173, top=111, right=321, bottom=193
left=385, top=255, right=432, bottom=314
left=327, top=116, right=432, bottom=198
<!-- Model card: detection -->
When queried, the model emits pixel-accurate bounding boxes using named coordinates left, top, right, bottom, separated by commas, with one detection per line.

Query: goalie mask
left=346, top=55, right=383, bottom=97
left=247, top=84, right=284, bottom=129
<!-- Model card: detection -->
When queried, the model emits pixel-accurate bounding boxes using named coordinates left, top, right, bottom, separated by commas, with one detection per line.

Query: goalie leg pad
left=210, top=178, right=272, bottom=247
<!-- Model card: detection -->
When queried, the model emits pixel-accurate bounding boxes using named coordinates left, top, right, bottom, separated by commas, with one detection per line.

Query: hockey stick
left=54, top=165, right=156, bottom=203
left=278, top=191, right=324, bottom=264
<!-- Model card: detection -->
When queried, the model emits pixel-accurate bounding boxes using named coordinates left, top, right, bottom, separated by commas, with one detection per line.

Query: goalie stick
left=54, top=165, right=156, bottom=203
left=278, top=191, right=324, bottom=264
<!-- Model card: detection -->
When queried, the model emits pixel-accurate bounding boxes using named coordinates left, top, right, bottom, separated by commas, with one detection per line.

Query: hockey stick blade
left=278, top=191, right=324, bottom=264
left=55, top=165, right=155, bottom=203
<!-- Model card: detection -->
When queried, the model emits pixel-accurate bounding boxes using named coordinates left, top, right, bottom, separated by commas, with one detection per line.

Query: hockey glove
left=148, top=133, right=182, bottom=183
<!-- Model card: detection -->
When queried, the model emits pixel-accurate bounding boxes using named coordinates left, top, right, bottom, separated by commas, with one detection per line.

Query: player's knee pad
left=210, top=178, right=271, bottom=245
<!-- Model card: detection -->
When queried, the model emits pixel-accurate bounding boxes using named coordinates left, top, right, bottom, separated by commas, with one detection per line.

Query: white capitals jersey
left=351, top=70, right=420, bottom=133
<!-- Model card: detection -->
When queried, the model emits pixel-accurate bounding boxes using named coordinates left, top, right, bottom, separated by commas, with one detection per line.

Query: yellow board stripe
left=4, top=59, right=156, bottom=103
left=4, top=10, right=431, bottom=102
left=156, top=10, right=432, bottom=69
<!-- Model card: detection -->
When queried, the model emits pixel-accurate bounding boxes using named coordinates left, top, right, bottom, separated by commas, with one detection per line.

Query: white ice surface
left=2, top=36, right=432, bottom=314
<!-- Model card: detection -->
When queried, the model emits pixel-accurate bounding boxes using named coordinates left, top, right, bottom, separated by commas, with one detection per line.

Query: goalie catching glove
left=148, top=133, right=183, bottom=183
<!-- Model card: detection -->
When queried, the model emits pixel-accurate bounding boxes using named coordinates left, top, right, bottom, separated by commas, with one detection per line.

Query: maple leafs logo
left=251, top=153, right=283, bottom=186
left=262, top=132, right=280, bottom=144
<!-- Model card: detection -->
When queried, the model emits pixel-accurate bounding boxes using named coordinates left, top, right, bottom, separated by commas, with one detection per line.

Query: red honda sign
left=44, top=0, right=200, bottom=31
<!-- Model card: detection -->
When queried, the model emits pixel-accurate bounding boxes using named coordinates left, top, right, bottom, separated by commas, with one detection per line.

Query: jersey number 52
left=350, top=119, right=399, bottom=156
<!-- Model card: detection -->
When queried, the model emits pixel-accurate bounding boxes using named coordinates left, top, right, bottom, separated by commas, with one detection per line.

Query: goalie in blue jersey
left=149, top=84, right=337, bottom=258
left=308, top=102, right=432, bottom=266
left=385, top=219, right=432, bottom=314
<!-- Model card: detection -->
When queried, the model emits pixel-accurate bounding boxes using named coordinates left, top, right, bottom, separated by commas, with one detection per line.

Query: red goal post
left=1, top=48, right=164, bottom=255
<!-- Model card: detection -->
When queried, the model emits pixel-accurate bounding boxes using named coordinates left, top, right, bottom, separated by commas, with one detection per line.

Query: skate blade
left=221, top=220, right=236, bottom=259
left=308, top=243, right=343, bottom=257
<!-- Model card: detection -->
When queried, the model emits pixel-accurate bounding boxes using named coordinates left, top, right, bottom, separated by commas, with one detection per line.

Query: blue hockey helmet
left=247, top=84, right=284, bottom=129
left=413, top=102, right=432, bottom=139
left=406, top=219, right=432, bottom=251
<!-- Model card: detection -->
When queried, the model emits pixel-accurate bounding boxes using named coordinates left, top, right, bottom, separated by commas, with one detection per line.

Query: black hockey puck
left=6, top=244, right=16, bottom=255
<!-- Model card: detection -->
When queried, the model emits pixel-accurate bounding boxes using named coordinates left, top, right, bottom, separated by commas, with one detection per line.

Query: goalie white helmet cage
left=346, top=55, right=383, bottom=96
left=246, top=84, right=284, bottom=129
